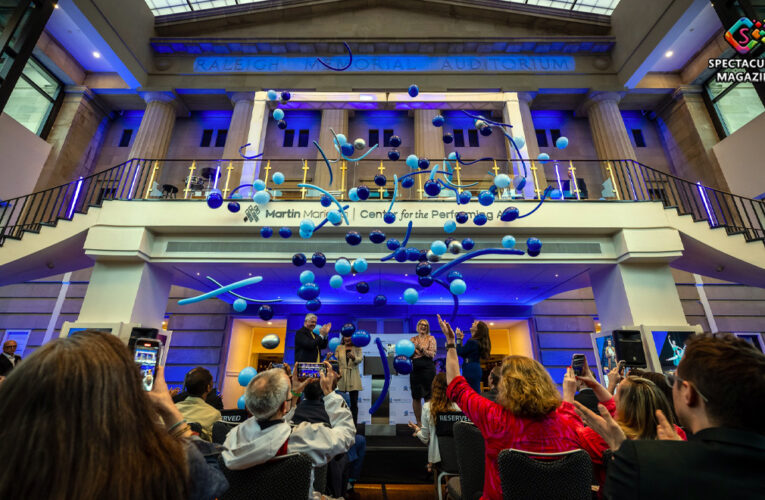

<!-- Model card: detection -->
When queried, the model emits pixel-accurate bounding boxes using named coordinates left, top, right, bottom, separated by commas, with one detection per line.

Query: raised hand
left=407, top=421, right=420, bottom=437
left=455, top=328, right=464, bottom=340
left=656, top=410, right=682, bottom=440
left=320, top=323, right=332, bottom=336
left=576, top=362, right=600, bottom=389
left=574, top=401, right=627, bottom=451
left=320, top=361, right=338, bottom=395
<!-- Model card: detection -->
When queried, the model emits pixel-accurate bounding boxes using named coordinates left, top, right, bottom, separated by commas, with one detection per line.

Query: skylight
left=144, top=0, right=621, bottom=17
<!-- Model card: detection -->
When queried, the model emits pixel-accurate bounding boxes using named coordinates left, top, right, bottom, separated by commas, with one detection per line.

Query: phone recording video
left=133, top=338, right=161, bottom=391
left=297, top=362, right=324, bottom=379
left=572, top=353, right=586, bottom=376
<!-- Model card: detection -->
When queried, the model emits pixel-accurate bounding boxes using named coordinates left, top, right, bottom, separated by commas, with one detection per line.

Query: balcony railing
left=1, top=157, right=764, bottom=246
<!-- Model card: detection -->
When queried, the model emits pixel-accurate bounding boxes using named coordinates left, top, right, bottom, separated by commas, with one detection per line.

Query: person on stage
left=410, top=319, right=437, bottom=426
left=336, top=335, right=363, bottom=424
left=295, top=314, right=331, bottom=363
left=456, top=320, right=492, bottom=392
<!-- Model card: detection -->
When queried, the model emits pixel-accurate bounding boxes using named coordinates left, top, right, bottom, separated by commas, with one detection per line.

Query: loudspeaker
left=613, top=330, right=647, bottom=367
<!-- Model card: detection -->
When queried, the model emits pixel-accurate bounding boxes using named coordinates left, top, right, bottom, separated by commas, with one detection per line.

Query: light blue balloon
left=348, top=188, right=359, bottom=202
left=448, top=152, right=457, bottom=161
left=502, top=235, right=516, bottom=248
left=327, top=210, right=342, bottom=225
left=330, top=274, right=344, bottom=288
left=335, top=258, right=352, bottom=275
left=444, top=220, right=456, bottom=233
left=406, top=154, right=419, bottom=169
left=449, top=279, right=467, bottom=295
left=328, top=336, right=341, bottom=352
left=253, top=190, right=270, bottom=205
left=431, top=240, right=447, bottom=255
left=395, top=339, right=416, bottom=357
left=253, top=179, right=266, bottom=192
left=299, top=229, right=313, bottom=239
left=233, top=298, right=247, bottom=312
left=555, top=136, right=569, bottom=149
left=272, top=172, right=285, bottom=185
left=352, top=258, right=368, bottom=273
left=266, top=89, right=278, bottom=101
left=273, top=108, right=285, bottom=120
left=512, top=136, right=525, bottom=150
left=403, top=288, right=419, bottom=305
left=237, top=395, right=246, bottom=410
left=313, top=325, right=321, bottom=334
left=238, top=366, right=257, bottom=387
left=299, top=218, right=315, bottom=232
left=300, top=270, right=315, bottom=284
left=335, top=134, right=348, bottom=145
left=494, top=174, right=511, bottom=189
left=537, top=152, right=550, bottom=163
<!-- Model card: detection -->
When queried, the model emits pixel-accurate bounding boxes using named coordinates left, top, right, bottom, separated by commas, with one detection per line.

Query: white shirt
left=414, top=402, right=461, bottom=464
left=3, top=352, right=16, bottom=366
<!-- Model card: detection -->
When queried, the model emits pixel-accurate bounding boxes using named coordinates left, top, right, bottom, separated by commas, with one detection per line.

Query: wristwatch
left=446, top=343, right=456, bottom=349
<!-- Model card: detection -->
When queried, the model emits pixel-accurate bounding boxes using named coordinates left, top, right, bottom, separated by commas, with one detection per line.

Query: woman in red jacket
left=439, top=315, right=582, bottom=500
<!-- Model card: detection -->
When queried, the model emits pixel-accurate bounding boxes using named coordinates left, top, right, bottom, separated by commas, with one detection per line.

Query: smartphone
left=133, top=338, right=162, bottom=391
left=617, top=360, right=627, bottom=376
left=297, top=362, right=324, bottom=379
left=572, top=353, right=586, bottom=376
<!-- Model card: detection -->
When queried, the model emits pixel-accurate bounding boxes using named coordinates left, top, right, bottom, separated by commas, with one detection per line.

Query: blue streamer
left=238, top=143, right=264, bottom=160
left=297, top=183, right=350, bottom=225
left=330, top=128, right=380, bottom=162
left=461, top=110, right=514, bottom=130
left=313, top=140, right=335, bottom=186
left=313, top=204, right=350, bottom=232
left=434, top=278, right=459, bottom=323
left=387, top=174, right=399, bottom=213
left=431, top=249, right=525, bottom=280
left=518, top=186, right=553, bottom=219
left=369, top=337, right=391, bottom=415
left=179, top=276, right=263, bottom=305
left=454, top=152, right=494, bottom=166
left=316, top=41, right=353, bottom=72
left=380, top=220, right=413, bottom=262
left=206, top=277, right=282, bottom=303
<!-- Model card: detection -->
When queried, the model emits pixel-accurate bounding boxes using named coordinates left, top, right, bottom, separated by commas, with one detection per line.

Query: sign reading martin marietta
left=193, top=54, right=575, bottom=73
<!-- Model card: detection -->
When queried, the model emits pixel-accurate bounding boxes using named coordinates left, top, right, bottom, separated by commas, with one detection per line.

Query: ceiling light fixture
left=489, top=322, right=495, bottom=326
left=267, top=321, right=272, bottom=325
left=92, top=51, right=101, bottom=58
left=664, top=50, right=674, bottom=58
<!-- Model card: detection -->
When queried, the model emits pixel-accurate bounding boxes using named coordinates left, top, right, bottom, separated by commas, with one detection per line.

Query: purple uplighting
left=697, top=182, right=717, bottom=226
left=67, top=177, right=83, bottom=219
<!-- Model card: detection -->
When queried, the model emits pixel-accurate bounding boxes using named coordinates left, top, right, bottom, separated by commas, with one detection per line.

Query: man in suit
left=0, top=340, right=21, bottom=376
left=575, top=334, right=765, bottom=499
left=295, top=314, right=331, bottom=363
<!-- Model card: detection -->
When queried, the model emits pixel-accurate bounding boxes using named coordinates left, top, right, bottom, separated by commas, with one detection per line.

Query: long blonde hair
left=616, top=376, right=677, bottom=440
left=498, top=356, right=561, bottom=419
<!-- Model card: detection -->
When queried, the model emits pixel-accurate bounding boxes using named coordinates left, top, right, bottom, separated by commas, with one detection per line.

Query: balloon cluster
left=393, top=339, right=415, bottom=374
left=237, top=366, right=257, bottom=409
left=267, top=89, right=291, bottom=130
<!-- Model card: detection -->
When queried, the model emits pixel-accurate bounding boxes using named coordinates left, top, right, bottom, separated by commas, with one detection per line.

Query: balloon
left=537, top=153, right=550, bottom=163
left=395, top=339, right=416, bottom=357
left=512, top=136, right=525, bottom=149
left=335, top=134, right=347, bottom=145
left=299, top=219, right=315, bottom=232
left=348, top=188, right=360, bottom=201
left=273, top=108, right=285, bottom=120
left=393, top=248, right=407, bottom=263
left=444, top=220, right=457, bottom=233
left=297, top=283, right=320, bottom=300
left=353, top=138, right=366, bottom=150
left=432, top=115, right=445, bottom=127
left=237, top=395, right=246, bottom=410
left=408, top=84, right=419, bottom=97
left=277, top=119, right=287, bottom=130
left=401, top=177, right=415, bottom=189
left=330, top=274, right=344, bottom=288
left=418, top=275, right=434, bottom=287
left=300, top=270, right=315, bottom=284
left=394, top=355, right=413, bottom=374
left=418, top=158, right=430, bottom=170
left=406, top=154, right=419, bottom=169
left=479, top=190, right=495, bottom=206
left=335, top=258, right=352, bottom=275
left=431, top=240, right=447, bottom=255
left=292, top=253, right=306, bottom=266
left=513, top=176, right=527, bottom=191
left=374, top=174, right=387, bottom=187
left=384, top=212, right=396, bottom=224
left=474, top=213, right=487, bottom=226
left=387, top=238, right=401, bottom=251
left=261, top=334, right=280, bottom=349
left=458, top=191, right=472, bottom=204
left=448, top=241, right=463, bottom=254
left=550, top=188, right=563, bottom=199
left=299, top=228, right=313, bottom=239
left=406, top=247, right=421, bottom=262
left=313, top=326, right=321, bottom=335
left=233, top=298, right=247, bottom=312
left=306, top=299, right=321, bottom=311
left=369, top=230, right=386, bottom=244
left=238, top=367, right=257, bottom=387
left=480, top=126, right=493, bottom=137
left=416, top=262, right=432, bottom=276
left=462, top=238, right=475, bottom=250
left=280, top=91, right=291, bottom=101
left=352, top=330, right=371, bottom=347
left=442, top=133, right=454, bottom=144
left=266, top=89, right=278, bottom=100
left=206, top=189, right=223, bottom=209
left=345, top=231, right=362, bottom=246
left=328, top=337, right=341, bottom=352
left=260, top=226, right=273, bottom=238
left=447, top=271, right=463, bottom=283
left=312, top=252, right=326, bottom=268
left=555, top=136, right=569, bottom=149
left=341, top=323, right=356, bottom=337
left=353, top=258, right=368, bottom=273
left=227, top=201, right=241, bottom=213
left=374, top=294, right=387, bottom=306
left=258, top=305, right=274, bottom=320
left=501, top=207, right=520, bottom=222
left=357, top=185, right=370, bottom=200
left=320, top=195, right=332, bottom=207
left=527, top=237, right=542, bottom=257
left=254, top=190, right=271, bottom=205
left=403, top=288, right=419, bottom=305
left=341, top=143, right=355, bottom=156
left=389, top=135, right=402, bottom=147
left=388, top=150, right=400, bottom=161
left=424, top=180, right=441, bottom=196
left=450, top=279, right=467, bottom=295
left=355, top=281, right=369, bottom=293
left=502, top=235, right=516, bottom=248
left=494, top=174, right=511, bottom=189
left=327, top=210, right=342, bottom=225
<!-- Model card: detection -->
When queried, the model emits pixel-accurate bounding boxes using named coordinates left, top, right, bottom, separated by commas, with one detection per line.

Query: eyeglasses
left=666, top=372, right=709, bottom=403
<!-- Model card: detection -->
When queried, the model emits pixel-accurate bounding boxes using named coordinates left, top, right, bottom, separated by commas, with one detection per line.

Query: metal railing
left=1, top=157, right=764, bottom=246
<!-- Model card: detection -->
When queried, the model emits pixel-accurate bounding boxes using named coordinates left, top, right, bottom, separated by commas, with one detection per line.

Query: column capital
left=138, top=91, right=177, bottom=105
left=517, top=92, right=536, bottom=104
left=670, top=85, right=704, bottom=102
left=577, top=91, right=625, bottom=117
left=228, top=91, right=256, bottom=106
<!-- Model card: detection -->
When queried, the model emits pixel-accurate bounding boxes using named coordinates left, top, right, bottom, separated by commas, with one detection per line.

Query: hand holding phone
left=133, top=338, right=162, bottom=391
left=572, top=353, right=586, bottom=376
left=297, top=362, right=325, bottom=380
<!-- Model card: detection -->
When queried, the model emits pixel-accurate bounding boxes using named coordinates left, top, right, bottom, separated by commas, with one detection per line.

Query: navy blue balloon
left=374, top=294, right=387, bottom=306
left=292, top=253, right=307, bottom=266
left=279, top=227, right=292, bottom=238
left=227, top=201, right=241, bottom=213
left=260, top=226, right=273, bottom=238
left=424, top=180, right=441, bottom=197
left=394, top=248, right=408, bottom=262
left=384, top=212, right=396, bottom=224
left=311, top=252, right=326, bottom=268
left=418, top=158, right=430, bottom=170
left=442, top=133, right=454, bottom=144
left=298, top=283, right=320, bottom=300
left=387, top=238, right=401, bottom=251
left=388, top=150, right=400, bottom=161
left=357, top=185, right=370, bottom=200
left=527, top=237, right=542, bottom=254
left=389, top=135, right=402, bottom=147
left=341, top=143, right=355, bottom=156
left=351, top=329, right=371, bottom=347
left=474, top=213, right=487, bottom=226
left=528, top=248, right=541, bottom=257
left=501, top=207, right=520, bottom=222
left=447, top=271, right=463, bottom=283
left=345, top=231, right=362, bottom=246
left=206, top=191, right=223, bottom=209
left=341, top=323, right=356, bottom=337
left=401, top=177, right=415, bottom=189
left=458, top=191, right=472, bottom=204
left=480, top=126, right=493, bottom=136
left=456, top=211, right=469, bottom=224
left=394, top=355, right=413, bottom=374
left=258, top=304, right=274, bottom=321
left=418, top=275, right=434, bottom=287
left=479, top=190, right=495, bottom=206
left=320, top=195, right=332, bottom=207
left=356, top=281, right=370, bottom=294
left=406, top=247, right=421, bottom=262
left=306, top=298, right=321, bottom=311
left=416, top=262, right=432, bottom=276
left=408, top=84, right=419, bottom=97
left=418, top=250, right=429, bottom=262
left=280, top=91, right=291, bottom=101
left=489, top=185, right=498, bottom=195
left=374, top=174, right=387, bottom=186
left=462, top=238, right=475, bottom=250
left=369, top=230, right=386, bottom=244
left=432, top=115, right=445, bottom=127
left=277, top=119, right=288, bottom=130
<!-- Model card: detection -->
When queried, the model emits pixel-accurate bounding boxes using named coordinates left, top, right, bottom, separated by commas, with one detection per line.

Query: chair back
left=453, top=421, right=485, bottom=500
left=437, top=435, right=460, bottom=474
left=435, top=411, right=470, bottom=437
left=496, top=448, right=592, bottom=500
left=218, top=453, right=313, bottom=500
left=212, top=421, right=236, bottom=444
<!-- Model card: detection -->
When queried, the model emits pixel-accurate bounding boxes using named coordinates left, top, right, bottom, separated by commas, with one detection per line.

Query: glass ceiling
left=145, top=0, right=621, bottom=17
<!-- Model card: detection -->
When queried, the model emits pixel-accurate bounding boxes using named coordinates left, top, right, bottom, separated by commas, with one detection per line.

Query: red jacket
left=447, top=376, right=584, bottom=500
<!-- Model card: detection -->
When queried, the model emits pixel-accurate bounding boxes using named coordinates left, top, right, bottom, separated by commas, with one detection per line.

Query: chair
left=435, top=435, right=460, bottom=500
left=218, top=453, right=313, bottom=500
left=211, top=421, right=236, bottom=444
left=496, top=449, right=592, bottom=500
left=453, top=421, right=485, bottom=500
left=313, top=463, right=328, bottom=495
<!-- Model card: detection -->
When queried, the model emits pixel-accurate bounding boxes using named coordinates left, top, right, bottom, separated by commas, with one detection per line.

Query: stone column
left=129, top=92, right=177, bottom=160
left=222, top=92, right=255, bottom=159
left=315, top=109, right=349, bottom=191
left=581, top=92, right=636, bottom=162
left=239, top=93, right=269, bottom=193
left=502, top=92, right=545, bottom=197
left=413, top=109, right=445, bottom=200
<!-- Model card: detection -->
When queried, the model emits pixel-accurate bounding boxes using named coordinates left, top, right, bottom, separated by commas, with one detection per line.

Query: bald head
left=244, top=368, right=291, bottom=420
left=3, top=341, right=17, bottom=356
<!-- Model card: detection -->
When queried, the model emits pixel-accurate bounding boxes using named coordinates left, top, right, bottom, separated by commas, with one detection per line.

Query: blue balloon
left=312, top=252, right=326, bottom=268
left=341, top=323, right=356, bottom=337
left=352, top=330, right=371, bottom=347
left=355, top=281, right=370, bottom=294
left=335, top=259, right=352, bottom=275
left=406, top=247, right=421, bottom=262
left=280, top=91, right=291, bottom=101
left=450, top=279, right=467, bottom=295
left=320, top=195, right=332, bottom=207
left=388, top=150, right=400, bottom=161
left=442, top=133, right=454, bottom=144
left=394, top=355, right=413, bottom=374
left=237, top=395, right=246, bottom=410
left=369, top=230, right=386, bottom=244
left=345, top=231, right=362, bottom=246
left=272, top=172, right=285, bottom=185
left=298, top=283, right=320, bottom=300
left=462, top=238, right=475, bottom=250
left=206, top=189, right=223, bottom=209
left=238, top=367, right=257, bottom=387
left=447, top=270, right=463, bottom=283
left=306, top=298, right=321, bottom=311
left=501, top=207, right=520, bottom=222
left=227, top=201, right=241, bottom=213
left=480, top=126, right=493, bottom=137
left=406, top=154, right=419, bottom=169
left=537, top=153, right=550, bottom=163
left=395, top=339, right=416, bottom=357
left=330, top=274, right=344, bottom=288
left=299, top=219, right=315, bottom=232
left=424, top=180, right=441, bottom=197
left=299, top=229, right=313, bottom=239
left=260, top=226, right=273, bottom=238
left=233, top=298, right=247, bottom=312
left=494, top=174, right=511, bottom=189
left=418, top=275, right=434, bottom=287
left=374, top=294, right=387, bottom=306
left=300, top=270, right=315, bottom=284
left=479, top=190, right=495, bottom=206
left=353, top=258, right=368, bottom=273
left=348, top=188, right=360, bottom=202
left=328, top=336, right=341, bottom=352
left=327, top=210, right=342, bottom=225
left=432, top=115, right=445, bottom=127
left=408, top=84, right=419, bottom=97
left=456, top=212, right=469, bottom=224
left=448, top=152, right=457, bottom=161
left=292, top=253, right=306, bottom=266
left=403, top=288, right=419, bottom=305
left=393, top=248, right=408, bottom=263
left=313, top=326, right=321, bottom=335
left=387, top=238, right=401, bottom=251
left=254, top=190, right=270, bottom=205
left=512, top=136, right=525, bottom=149
left=555, top=136, right=569, bottom=149
left=416, top=262, right=432, bottom=276
left=384, top=212, right=396, bottom=224
left=513, top=176, right=527, bottom=191
left=444, top=220, right=457, bottom=233
left=357, top=185, right=370, bottom=200
left=261, top=334, right=280, bottom=349
left=258, top=304, right=274, bottom=320
left=277, top=119, right=287, bottom=130
left=431, top=240, right=447, bottom=255
left=266, top=89, right=278, bottom=101
left=502, top=235, right=516, bottom=248
left=273, top=108, right=285, bottom=121
left=418, top=158, right=430, bottom=170
left=527, top=237, right=542, bottom=257
left=335, top=134, right=348, bottom=145
left=474, top=213, right=488, bottom=226
left=374, top=174, right=387, bottom=186
left=389, top=135, right=402, bottom=147
left=458, top=191, right=472, bottom=204
left=341, top=143, right=355, bottom=156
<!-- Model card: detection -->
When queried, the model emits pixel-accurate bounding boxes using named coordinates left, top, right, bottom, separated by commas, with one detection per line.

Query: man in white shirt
left=0, top=340, right=21, bottom=376
left=175, top=367, right=222, bottom=441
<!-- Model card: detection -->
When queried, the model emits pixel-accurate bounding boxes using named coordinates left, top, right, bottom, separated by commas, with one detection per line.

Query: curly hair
left=497, top=355, right=561, bottom=419
left=428, top=373, right=454, bottom=424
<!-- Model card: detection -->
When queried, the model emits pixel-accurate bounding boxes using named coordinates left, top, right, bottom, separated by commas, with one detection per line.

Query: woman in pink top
left=439, top=315, right=582, bottom=500
left=410, top=319, right=437, bottom=425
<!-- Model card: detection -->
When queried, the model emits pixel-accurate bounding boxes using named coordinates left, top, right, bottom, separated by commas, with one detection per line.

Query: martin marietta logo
left=708, top=17, right=765, bottom=83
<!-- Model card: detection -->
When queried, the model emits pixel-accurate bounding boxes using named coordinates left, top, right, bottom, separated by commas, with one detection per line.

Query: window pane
left=714, top=83, right=765, bottom=135
left=535, top=129, right=549, bottom=147
left=297, top=129, right=309, bottom=147
left=550, top=129, right=561, bottom=144
left=369, top=129, right=379, bottom=147
left=119, top=129, right=133, bottom=147
left=283, top=129, right=295, bottom=147
left=467, top=129, right=479, bottom=147
left=453, top=129, right=465, bottom=147
left=4, top=77, right=50, bottom=134
left=200, top=129, right=213, bottom=147
left=631, top=129, right=646, bottom=148
left=215, top=129, right=227, bottom=147
left=383, top=129, right=394, bottom=147
left=22, top=58, right=59, bottom=99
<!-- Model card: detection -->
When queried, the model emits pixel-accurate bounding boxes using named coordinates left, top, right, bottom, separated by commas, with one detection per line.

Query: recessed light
left=554, top=274, right=559, bottom=278
left=664, top=50, right=674, bottom=58
left=267, top=321, right=272, bottom=325
left=196, top=272, right=200, bottom=276
left=92, top=51, right=101, bottom=58
left=404, top=273, right=408, bottom=276
left=53, top=3, right=59, bottom=8
left=489, top=322, right=495, bottom=326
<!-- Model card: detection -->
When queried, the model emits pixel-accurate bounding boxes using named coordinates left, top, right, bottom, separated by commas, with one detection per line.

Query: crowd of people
left=0, top=314, right=762, bottom=500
